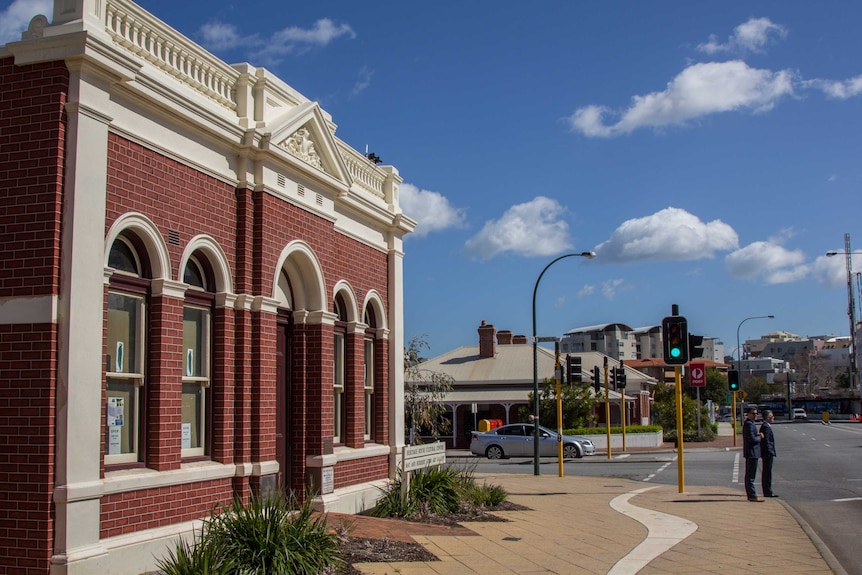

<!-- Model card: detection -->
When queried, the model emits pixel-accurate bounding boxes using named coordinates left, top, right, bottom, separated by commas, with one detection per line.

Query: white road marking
left=608, top=486, right=698, bottom=575
left=732, top=452, right=740, bottom=483
left=832, top=497, right=862, bottom=502
left=616, top=454, right=631, bottom=459
left=824, top=444, right=831, bottom=448
left=642, top=458, right=674, bottom=482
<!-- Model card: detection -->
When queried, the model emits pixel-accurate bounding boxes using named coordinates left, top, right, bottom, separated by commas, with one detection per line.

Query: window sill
left=103, top=460, right=235, bottom=495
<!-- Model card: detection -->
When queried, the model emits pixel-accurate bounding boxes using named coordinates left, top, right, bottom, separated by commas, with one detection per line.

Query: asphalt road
left=459, top=420, right=862, bottom=574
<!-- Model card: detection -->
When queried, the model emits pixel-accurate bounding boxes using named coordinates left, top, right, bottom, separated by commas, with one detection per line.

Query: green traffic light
left=670, top=348, right=681, bottom=358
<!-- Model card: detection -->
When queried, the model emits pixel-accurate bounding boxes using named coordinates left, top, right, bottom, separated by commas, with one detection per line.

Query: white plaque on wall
left=321, top=467, right=334, bottom=494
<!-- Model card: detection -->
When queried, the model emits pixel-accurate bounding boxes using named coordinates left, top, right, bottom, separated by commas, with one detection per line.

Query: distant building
left=560, top=323, right=638, bottom=360
left=408, top=322, right=656, bottom=448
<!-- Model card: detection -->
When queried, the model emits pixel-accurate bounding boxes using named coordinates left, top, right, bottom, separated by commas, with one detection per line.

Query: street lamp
left=532, top=251, right=596, bottom=476
left=826, top=233, right=861, bottom=395
left=734, top=315, right=774, bottom=446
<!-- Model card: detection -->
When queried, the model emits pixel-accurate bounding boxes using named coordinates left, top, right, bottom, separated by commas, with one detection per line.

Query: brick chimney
left=512, top=334, right=528, bottom=344
left=497, top=330, right=513, bottom=345
left=478, top=320, right=496, bottom=358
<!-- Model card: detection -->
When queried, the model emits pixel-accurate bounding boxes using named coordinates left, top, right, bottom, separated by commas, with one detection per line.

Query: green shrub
left=156, top=533, right=234, bottom=575
left=371, top=465, right=508, bottom=520
left=565, top=424, right=662, bottom=435
left=156, top=491, right=339, bottom=575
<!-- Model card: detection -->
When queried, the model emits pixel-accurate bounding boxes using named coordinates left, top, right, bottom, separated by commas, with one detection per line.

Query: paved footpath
left=348, top=473, right=841, bottom=575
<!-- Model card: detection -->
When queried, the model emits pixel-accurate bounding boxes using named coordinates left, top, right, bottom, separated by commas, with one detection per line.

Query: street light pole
left=532, top=251, right=595, bottom=476
left=734, top=314, right=774, bottom=446
left=826, top=235, right=861, bottom=395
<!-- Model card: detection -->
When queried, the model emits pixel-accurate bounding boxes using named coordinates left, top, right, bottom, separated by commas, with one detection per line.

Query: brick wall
left=0, top=58, right=67, bottom=299
left=0, top=56, right=67, bottom=574
left=0, top=323, right=57, bottom=574
left=334, top=455, right=388, bottom=490
left=100, top=478, right=233, bottom=538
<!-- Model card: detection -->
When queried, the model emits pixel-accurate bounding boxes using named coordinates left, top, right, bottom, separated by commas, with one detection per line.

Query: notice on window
left=108, top=426, right=122, bottom=455
left=182, top=423, right=192, bottom=450
left=108, top=397, right=124, bottom=427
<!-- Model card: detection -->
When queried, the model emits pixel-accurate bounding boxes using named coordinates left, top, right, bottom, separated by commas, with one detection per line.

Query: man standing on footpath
left=743, top=406, right=764, bottom=502
left=760, top=410, right=777, bottom=497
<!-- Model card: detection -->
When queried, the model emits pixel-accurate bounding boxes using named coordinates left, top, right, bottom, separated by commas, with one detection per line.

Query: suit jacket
left=743, top=417, right=761, bottom=459
left=760, top=421, right=776, bottom=457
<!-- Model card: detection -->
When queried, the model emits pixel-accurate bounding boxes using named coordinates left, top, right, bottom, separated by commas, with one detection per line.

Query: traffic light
left=592, top=366, right=601, bottom=393
left=728, top=370, right=740, bottom=392
left=609, top=366, right=616, bottom=388
left=567, top=355, right=582, bottom=384
left=616, top=367, right=627, bottom=389
left=662, top=315, right=689, bottom=365
left=689, top=334, right=705, bottom=359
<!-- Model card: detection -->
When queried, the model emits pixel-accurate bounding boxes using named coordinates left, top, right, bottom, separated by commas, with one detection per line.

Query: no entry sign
left=690, top=362, right=706, bottom=387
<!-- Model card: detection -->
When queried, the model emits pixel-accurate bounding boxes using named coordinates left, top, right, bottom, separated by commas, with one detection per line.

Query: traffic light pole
left=604, top=357, right=611, bottom=460
left=675, top=364, right=685, bottom=493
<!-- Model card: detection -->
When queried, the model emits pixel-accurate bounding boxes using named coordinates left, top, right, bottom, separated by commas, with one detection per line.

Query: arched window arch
left=105, top=234, right=150, bottom=466
left=333, top=293, right=348, bottom=444
left=181, top=252, right=215, bottom=459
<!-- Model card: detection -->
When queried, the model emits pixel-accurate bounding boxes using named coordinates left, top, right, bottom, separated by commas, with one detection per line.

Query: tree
left=524, top=377, right=597, bottom=429
left=404, top=335, right=454, bottom=444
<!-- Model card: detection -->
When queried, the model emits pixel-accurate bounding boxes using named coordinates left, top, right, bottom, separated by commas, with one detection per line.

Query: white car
left=793, top=408, right=807, bottom=420
left=469, top=424, right=596, bottom=459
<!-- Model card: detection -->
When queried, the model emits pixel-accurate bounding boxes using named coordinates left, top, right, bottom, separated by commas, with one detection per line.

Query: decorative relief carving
left=278, top=128, right=323, bottom=170
left=23, top=15, right=49, bottom=40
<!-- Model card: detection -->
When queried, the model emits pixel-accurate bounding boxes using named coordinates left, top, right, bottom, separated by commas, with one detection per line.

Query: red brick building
left=0, top=1, right=414, bottom=573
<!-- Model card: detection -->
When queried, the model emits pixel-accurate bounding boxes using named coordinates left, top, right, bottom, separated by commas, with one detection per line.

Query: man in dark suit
left=743, top=406, right=764, bottom=502
left=760, top=410, right=777, bottom=497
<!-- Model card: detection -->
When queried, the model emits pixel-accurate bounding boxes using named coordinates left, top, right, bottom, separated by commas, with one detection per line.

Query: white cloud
left=465, top=196, right=572, bottom=259
left=804, top=75, right=862, bottom=100
left=570, top=61, right=794, bottom=138
left=810, top=253, right=862, bottom=288
left=198, top=22, right=246, bottom=51
left=352, top=66, right=374, bottom=96
left=255, top=18, right=355, bottom=63
left=577, top=284, right=595, bottom=298
left=601, top=278, right=628, bottom=300
left=725, top=241, right=807, bottom=283
left=0, top=0, right=52, bottom=45
left=698, top=17, right=788, bottom=55
left=200, top=18, right=355, bottom=64
left=594, top=207, right=738, bottom=262
left=399, top=183, right=466, bottom=238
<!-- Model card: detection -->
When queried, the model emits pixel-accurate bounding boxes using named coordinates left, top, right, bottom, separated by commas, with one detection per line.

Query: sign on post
left=690, top=362, right=706, bottom=387
left=403, top=442, right=446, bottom=472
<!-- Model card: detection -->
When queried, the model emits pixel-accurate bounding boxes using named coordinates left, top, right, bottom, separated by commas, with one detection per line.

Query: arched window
left=182, top=254, right=214, bottom=459
left=363, top=306, right=377, bottom=440
left=333, top=294, right=348, bottom=444
left=105, top=235, right=149, bottom=465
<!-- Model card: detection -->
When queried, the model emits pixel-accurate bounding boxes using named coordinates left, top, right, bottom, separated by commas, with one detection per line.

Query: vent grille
left=277, top=174, right=286, bottom=187
left=316, top=193, right=323, bottom=206
left=168, top=229, right=181, bottom=246
left=297, top=183, right=305, bottom=197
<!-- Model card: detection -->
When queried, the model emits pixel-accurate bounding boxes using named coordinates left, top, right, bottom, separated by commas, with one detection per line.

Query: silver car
left=470, top=423, right=596, bottom=459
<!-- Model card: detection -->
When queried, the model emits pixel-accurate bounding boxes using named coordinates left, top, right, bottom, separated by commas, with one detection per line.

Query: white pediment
left=265, top=102, right=350, bottom=187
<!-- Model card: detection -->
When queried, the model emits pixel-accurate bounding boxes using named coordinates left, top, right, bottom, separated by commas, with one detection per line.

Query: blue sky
left=4, top=1, right=861, bottom=358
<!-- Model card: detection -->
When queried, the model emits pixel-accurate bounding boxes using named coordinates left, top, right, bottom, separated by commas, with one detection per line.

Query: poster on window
left=182, top=423, right=192, bottom=450
left=108, top=397, right=124, bottom=427
left=108, top=426, right=122, bottom=454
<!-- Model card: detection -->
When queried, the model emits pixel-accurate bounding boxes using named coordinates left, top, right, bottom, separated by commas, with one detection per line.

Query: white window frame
left=105, top=291, right=146, bottom=465
left=364, top=338, right=374, bottom=440
left=182, top=304, right=211, bottom=458
left=333, top=332, right=346, bottom=443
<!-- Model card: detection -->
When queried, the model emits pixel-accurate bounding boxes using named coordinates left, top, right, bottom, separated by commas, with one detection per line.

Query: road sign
left=690, top=362, right=706, bottom=387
